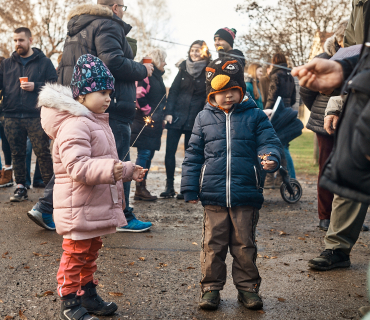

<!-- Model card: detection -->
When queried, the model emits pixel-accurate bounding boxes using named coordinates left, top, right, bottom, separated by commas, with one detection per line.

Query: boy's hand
left=114, top=162, right=124, bottom=182
left=133, top=165, right=148, bottom=182
left=261, top=160, right=278, bottom=171
left=188, top=199, right=199, bottom=204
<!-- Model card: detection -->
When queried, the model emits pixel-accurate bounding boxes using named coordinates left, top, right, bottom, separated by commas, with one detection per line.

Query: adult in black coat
left=160, top=40, right=211, bottom=199
left=265, top=53, right=297, bottom=179
left=131, top=49, right=167, bottom=201
left=300, top=20, right=347, bottom=230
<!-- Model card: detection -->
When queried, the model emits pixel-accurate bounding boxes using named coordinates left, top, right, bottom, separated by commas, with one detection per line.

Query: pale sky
left=127, top=0, right=249, bottom=86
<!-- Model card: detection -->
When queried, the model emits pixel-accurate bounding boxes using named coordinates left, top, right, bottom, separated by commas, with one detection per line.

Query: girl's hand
left=114, top=162, right=123, bottom=181
left=188, top=199, right=199, bottom=204
left=165, top=115, right=173, bottom=124
left=133, top=165, right=148, bottom=182
left=261, top=160, right=277, bottom=171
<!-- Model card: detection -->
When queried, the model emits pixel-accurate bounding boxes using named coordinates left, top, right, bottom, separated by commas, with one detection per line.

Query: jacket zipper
left=226, top=111, right=233, bottom=207
left=199, top=164, right=206, bottom=192
left=254, top=166, right=259, bottom=189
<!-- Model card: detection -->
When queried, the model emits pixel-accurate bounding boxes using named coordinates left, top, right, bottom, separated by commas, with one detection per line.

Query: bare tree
left=0, top=0, right=89, bottom=58
left=236, top=0, right=351, bottom=66
left=123, top=0, right=172, bottom=61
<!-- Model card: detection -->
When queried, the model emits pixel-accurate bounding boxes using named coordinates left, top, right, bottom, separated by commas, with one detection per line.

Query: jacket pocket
left=199, top=165, right=206, bottom=192
left=84, top=184, right=114, bottom=221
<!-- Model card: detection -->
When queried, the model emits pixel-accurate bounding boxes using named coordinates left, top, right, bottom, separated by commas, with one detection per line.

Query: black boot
left=60, top=293, right=98, bottom=320
left=160, top=179, right=175, bottom=198
left=81, top=281, right=118, bottom=316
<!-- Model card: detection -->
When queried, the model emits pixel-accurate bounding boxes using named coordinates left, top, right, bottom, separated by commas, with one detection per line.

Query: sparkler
left=151, top=38, right=292, bottom=71
left=259, top=153, right=272, bottom=161
left=122, top=93, right=167, bottom=161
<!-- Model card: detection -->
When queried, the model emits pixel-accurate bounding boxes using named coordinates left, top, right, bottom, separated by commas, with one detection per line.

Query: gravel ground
left=1, top=133, right=370, bottom=320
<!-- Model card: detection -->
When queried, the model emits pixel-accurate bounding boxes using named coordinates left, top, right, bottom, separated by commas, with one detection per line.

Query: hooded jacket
left=181, top=99, right=282, bottom=209
left=38, top=83, right=135, bottom=240
left=0, top=48, right=57, bottom=118
left=300, top=36, right=341, bottom=135
left=165, top=60, right=207, bottom=131
left=245, top=76, right=263, bottom=110
left=57, top=4, right=147, bottom=124
left=265, top=63, right=296, bottom=110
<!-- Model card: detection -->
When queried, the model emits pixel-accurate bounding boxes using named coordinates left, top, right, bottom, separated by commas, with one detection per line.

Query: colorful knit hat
left=214, top=28, right=237, bottom=48
left=205, top=56, right=246, bottom=107
left=70, top=54, right=115, bottom=99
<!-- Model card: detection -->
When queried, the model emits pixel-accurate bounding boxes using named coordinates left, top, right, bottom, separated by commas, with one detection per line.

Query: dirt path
left=1, top=134, right=369, bottom=319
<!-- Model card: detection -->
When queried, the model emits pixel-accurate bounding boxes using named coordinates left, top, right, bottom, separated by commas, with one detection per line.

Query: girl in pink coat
left=38, top=54, right=146, bottom=320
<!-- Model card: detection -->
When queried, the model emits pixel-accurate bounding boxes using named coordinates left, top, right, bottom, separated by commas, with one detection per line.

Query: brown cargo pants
left=200, top=205, right=261, bottom=293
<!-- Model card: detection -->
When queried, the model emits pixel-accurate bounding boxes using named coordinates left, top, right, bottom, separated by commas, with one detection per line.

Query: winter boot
left=81, top=281, right=118, bottom=316
left=238, top=290, right=263, bottom=310
left=160, top=179, right=176, bottom=198
left=0, top=167, right=13, bottom=188
left=60, top=292, right=98, bottom=320
left=134, top=180, right=157, bottom=201
left=308, top=249, right=350, bottom=271
left=199, top=290, right=220, bottom=310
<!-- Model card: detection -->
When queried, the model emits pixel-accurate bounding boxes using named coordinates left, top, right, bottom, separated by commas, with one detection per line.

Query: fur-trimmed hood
left=38, top=83, right=91, bottom=140
left=67, top=3, right=131, bottom=37
left=324, top=35, right=341, bottom=57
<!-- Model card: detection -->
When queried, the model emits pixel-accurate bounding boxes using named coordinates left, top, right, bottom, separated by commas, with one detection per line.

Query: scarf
left=186, top=58, right=208, bottom=78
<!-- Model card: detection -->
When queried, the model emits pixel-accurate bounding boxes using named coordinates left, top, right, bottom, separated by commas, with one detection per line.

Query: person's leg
left=26, top=137, right=32, bottom=188
left=134, top=148, right=157, bottom=201
left=229, top=206, right=261, bottom=292
left=184, top=130, right=192, bottom=151
left=0, top=122, right=12, bottom=167
left=80, top=237, right=103, bottom=287
left=145, top=150, right=155, bottom=179
left=4, top=118, right=28, bottom=186
left=33, top=159, right=44, bottom=186
left=325, top=195, right=368, bottom=255
left=28, top=174, right=56, bottom=230
left=26, top=118, right=53, bottom=185
left=200, top=205, right=230, bottom=292
left=283, top=144, right=296, bottom=179
left=136, top=148, right=152, bottom=171
left=164, top=129, right=183, bottom=181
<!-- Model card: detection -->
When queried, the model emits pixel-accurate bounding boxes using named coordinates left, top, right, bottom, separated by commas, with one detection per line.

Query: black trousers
left=165, top=129, right=191, bottom=181
left=0, top=121, right=12, bottom=165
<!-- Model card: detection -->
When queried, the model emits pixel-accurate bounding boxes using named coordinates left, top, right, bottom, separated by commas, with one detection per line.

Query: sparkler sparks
left=259, top=153, right=272, bottom=161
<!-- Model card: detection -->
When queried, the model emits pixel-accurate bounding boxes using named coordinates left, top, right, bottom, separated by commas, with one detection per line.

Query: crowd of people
left=0, top=0, right=370, bottom=318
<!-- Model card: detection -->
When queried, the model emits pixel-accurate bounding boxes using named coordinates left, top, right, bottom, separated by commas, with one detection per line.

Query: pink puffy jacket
left=38, top=84, right=134, bottom=240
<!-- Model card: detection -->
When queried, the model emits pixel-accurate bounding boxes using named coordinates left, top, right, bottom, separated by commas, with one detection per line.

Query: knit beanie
left=214, top=28, right=237, bottom=48
left=206, top=57, right=246, bottom=107
left=71, top=54, right=115, bottom=99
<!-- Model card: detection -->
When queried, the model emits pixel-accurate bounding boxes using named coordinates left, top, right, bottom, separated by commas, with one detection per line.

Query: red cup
left=143, top=57, right=152, bottom=64
left=19, top=77, right=28, bottom=84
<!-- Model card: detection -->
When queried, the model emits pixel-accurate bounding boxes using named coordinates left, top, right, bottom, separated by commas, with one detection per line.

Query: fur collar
left=37, top=83, right=90, bottom=117
left=324, top=36, right=340, bottom=57
left=68, top=3, right=113, bottom=21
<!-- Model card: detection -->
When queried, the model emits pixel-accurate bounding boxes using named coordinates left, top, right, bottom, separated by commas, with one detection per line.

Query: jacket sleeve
left=343, top=0, right=356, bottom=47
left=165, top=70, right=182, bottom=116
left=181, top=113, right=205, bottom=201
left=300, top=86, right=319, bottom=111
left=58, top=119, right=118, bottom=186
left=338, top=55, right=360, bottom=81
left=265, top=73, right=280, bottom=109
left=255, top=109, right=282, bottom=173
left=136, top=77, right=151, bottom=115
left=34, top=59, right=58, bottom=93
left=95, top=20, right=147, bottom=82
left=353, top=99, right=370, bottom=157
left=0, top=60, right=3, bottom=91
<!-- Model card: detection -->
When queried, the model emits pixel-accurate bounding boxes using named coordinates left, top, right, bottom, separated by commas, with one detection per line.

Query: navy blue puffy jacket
left=181, top=99, right=282, bottom=209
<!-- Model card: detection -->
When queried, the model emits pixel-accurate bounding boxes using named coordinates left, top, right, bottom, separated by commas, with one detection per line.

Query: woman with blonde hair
left=130, top=48, right=167, bottom=201
left=245, top=63, right=263, bottom=110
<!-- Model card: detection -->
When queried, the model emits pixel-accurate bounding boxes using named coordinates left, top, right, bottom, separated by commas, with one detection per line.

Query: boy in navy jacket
left=181, top=57, right=282, bottom=310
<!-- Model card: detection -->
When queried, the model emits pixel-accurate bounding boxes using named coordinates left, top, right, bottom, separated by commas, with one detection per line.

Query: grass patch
left=289, top=131, right=319, bottom=176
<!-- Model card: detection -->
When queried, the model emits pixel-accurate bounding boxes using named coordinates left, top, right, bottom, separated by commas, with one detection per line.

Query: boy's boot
left=160, top=179, right=176, bottom=198
left=81, top=281, right=118, bottom=316
left=0, top=167, right=13, bottom=188
left=238, top=290, right=263, bottom=310
left=134, top=180, right=157, bottom=201
left=60, top=293, right=98, bottom=320
left=199, top=290, right=220, bottom=310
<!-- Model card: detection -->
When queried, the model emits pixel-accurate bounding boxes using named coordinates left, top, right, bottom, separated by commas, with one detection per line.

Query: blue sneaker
left=27, top=209, right=56, bottom=231
left=116, top=218, right=152, bottom=232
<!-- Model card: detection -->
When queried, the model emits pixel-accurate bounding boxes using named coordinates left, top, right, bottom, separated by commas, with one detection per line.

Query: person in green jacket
left=344, top=0, right=369, bottom=46
left=245, top=63, right=264, bottom=110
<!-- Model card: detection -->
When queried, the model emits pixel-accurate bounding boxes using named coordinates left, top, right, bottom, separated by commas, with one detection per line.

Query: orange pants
left=57, top=237, right=102, bottom=297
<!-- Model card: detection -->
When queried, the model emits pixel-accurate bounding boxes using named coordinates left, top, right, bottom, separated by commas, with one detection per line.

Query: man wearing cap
left=214, top=27, right=246, bottom=67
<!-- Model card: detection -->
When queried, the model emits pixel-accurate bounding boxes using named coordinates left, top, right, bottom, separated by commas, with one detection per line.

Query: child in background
left=245, top=63, right=264, bottom=110
left=38, top=54, right=147, bottom=320
left=181, top=57, right=282, bottom=311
